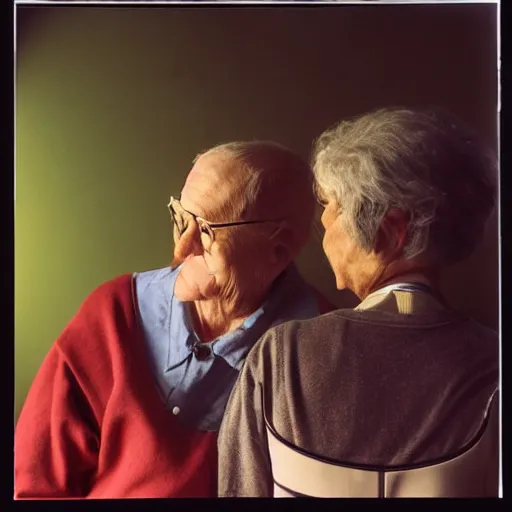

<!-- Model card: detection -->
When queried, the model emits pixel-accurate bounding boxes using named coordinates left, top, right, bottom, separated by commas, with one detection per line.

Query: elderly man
left=15, top=141, right=333, bottom=498
left=218, top=108, right=499, bottom=497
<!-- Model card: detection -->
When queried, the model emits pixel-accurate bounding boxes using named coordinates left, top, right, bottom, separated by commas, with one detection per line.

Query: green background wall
left=15, top=4, right=498, bottom=419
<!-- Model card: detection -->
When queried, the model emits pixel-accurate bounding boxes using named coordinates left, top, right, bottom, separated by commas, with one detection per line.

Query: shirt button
left=193, top=343, right=212, bottom=361
left=172, top=406, right=180, bottom=416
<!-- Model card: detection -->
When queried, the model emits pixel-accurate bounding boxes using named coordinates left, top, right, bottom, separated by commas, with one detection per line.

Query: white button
left=172, top=406, right=180, bottom=415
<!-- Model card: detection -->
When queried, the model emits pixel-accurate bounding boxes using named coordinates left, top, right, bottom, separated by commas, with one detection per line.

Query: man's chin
left=172, top=255, right=222, bottom=301
left=174, top=274, right=204, bottom=302
left=174, top=272, right=222, bottom=302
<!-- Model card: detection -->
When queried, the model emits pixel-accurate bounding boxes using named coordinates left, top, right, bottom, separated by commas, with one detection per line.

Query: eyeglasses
left=167, top=196, right=284, bottom=252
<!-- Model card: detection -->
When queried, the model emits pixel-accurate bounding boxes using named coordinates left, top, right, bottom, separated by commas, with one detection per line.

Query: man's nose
left=173, top=221, right=203, bottom=263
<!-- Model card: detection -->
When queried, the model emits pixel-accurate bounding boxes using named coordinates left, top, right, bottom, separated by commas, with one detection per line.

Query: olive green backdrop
left=15, top=4, right=498, bottom=419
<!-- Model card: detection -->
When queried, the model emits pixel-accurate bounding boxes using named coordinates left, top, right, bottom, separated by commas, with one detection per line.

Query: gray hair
left=198, top=140, right=315, bottom=253
left=312, top=107, right=497, bottom=266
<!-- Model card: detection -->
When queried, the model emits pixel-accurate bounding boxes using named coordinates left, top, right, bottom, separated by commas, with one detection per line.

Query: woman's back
left=217, top=107, right=499, bottom=498
left=225, top=289, right=498, bottom=497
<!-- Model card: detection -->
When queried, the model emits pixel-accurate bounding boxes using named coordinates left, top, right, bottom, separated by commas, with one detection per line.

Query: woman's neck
left=375, top=272, right=432, bottom=290
left=362, top=262, right=440, bottom=300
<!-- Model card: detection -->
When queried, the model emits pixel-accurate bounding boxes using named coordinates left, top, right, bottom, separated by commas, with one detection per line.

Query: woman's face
left=320, top=198, right=379, bottom=296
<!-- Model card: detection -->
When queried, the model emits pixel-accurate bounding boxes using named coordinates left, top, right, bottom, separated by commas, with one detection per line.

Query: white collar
left=368, top=282, right=432, bottom=299
left=356, top=282, right=433, bottom=312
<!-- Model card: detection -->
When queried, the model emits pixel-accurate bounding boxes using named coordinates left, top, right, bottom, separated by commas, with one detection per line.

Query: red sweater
left=15, top=273, right=335, bottom=498
left=15, top=275, right=218, bottom=498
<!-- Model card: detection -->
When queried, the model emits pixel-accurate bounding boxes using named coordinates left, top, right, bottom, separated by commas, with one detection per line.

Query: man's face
left=172, top=151, right=275, bottom=303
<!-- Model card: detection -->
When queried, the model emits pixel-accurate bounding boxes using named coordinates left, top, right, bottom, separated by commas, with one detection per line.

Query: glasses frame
left=167, top=196, right=284, bottom=249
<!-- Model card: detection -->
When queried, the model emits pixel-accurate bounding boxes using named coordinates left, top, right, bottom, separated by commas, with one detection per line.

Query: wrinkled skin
left=174, top=152, right=259, bottom=304
left=171, top=150, right=297, bottom=341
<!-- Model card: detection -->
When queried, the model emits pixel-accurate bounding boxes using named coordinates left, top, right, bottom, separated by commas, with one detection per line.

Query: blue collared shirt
left=134, top=264, right=321, bottom=432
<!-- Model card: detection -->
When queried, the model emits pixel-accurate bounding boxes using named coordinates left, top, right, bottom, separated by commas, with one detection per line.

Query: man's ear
left=270, top=225, right=295, bottom=268
left=374, top=208, right=409, bottom=257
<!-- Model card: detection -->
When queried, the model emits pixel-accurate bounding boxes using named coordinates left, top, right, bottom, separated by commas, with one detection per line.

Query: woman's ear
left=374, top=208, right=409, bottom=257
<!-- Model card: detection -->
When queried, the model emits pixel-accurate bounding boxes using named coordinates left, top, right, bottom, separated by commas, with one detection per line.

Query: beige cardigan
left=218, top=289, right=499, bottom=497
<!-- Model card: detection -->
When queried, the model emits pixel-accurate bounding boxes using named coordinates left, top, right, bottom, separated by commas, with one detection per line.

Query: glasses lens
left=169, top=202, right=188, bottom=238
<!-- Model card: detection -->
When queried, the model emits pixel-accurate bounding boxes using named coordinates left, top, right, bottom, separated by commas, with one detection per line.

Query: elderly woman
left=217, top=107, right=499, bottom=498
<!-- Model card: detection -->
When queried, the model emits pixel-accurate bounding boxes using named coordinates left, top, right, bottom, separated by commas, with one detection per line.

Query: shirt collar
left=167, top=263, right=306, bottom=371
left=166, top=268, right=198, bottom=371
left=355, top=283, right=447, bottom=315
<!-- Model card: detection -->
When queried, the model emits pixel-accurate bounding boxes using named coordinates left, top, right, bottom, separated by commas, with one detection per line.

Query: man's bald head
left=182, top=140, right=316, bottom=253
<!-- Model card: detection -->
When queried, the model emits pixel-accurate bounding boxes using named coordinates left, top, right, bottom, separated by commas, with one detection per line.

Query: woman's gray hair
left=312, top=107, right=497, bottom=266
